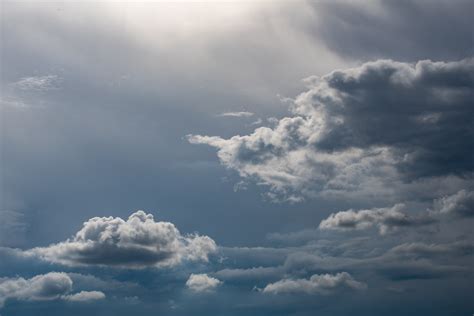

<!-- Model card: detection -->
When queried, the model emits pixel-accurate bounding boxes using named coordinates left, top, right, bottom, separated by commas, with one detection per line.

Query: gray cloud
left=0, top=272, right=104, bottom=308
left=10, top=75, right=62, bottom=92
left=319, top=190, right=474, bottom=235
left=311, top=0, right=474, bottom=61
left=185, top=274, right=222, bottom=293
left=189, top=58, right=474, bottom=201
left=388, top=241, right=474, bottom=259
left=215, top=266, right=281, bottom=282
left=319, top=204, right=435, bottom=235
left=262, top=272, right=366, bottom=295
left=0, top=210, right=28, bottom=247
left=432, top=189, right=474, bottom=218
left=28, top=210, right=217, bottom=269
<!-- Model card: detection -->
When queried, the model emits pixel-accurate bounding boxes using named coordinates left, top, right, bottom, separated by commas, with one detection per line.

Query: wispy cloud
left=11, top=75, right=62, bottom=91
left=217, top=111, right=254, bottom=118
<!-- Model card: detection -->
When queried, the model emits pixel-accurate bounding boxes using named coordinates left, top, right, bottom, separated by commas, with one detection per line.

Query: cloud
left=62, top=290, right=105, bottom=302
left=28, top=210, right=217, bottom=269
left=319, top=204, right=435, bottom=234
left=431, top=189, right=474, bottom=218
left=0, top=272, right=104, bottom=308
left=215, top=266, right=281, bottom=282
left=311, top=0, right=474, bottom=61
left=11, top=75, right=62, bottom=91
left=262, top=272, right=366, bottom=295
left=185, top=274, right=222, bottom=292
left=388, top=241, right=474, bottom=259
left=218, top=111, right=254, bottom=118
left=188, top=58, right=474, bottom=201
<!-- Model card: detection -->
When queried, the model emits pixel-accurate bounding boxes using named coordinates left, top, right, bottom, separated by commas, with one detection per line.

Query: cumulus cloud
left=185, top=274, right=222, bottom=292
left=319, top=204, right=435, bottom=234
left=218, top=111, right=254, bottom=117
left=188, top=59, right=474, bottom=201
left=262, top=272, right=366, bottom=295
left=0, top=272, right=104, bottom=308
left=431, top=189, right=474, bottom=218
left=28, top=211, right=217, bottom=269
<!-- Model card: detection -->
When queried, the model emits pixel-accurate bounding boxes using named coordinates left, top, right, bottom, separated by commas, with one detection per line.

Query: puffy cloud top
left=319, top=204, right=434, bottom=234
left=29, top=211, right=217, bottom=269
left=262, top=272, right=366, bottom=295
left=189, top=59, right=474, bottom=201
left=185, top=274, right=222, bottom=292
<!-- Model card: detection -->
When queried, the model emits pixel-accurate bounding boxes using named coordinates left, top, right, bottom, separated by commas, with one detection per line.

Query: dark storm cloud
left=189, top=58, right=474, bottom=201
left=28, top=211, right=217, bottom=269
left=311, top=0, right=474, bottom=61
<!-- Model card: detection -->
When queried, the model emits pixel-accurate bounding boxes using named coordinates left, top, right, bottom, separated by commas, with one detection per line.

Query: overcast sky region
left=0, top=1, right=473, bottom=315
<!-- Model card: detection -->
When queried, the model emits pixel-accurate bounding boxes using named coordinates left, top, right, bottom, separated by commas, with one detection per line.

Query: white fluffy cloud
left=189, top=59, right=474, bottom=201
left=185, top=274, right=222, bottom=292
left=0, top=272, right=104, bottom=308
left=319, top=204, right=434, bottom=235
left=28, top=211, right=217, bottom=269
left=262, top=272, right=366, bottom=295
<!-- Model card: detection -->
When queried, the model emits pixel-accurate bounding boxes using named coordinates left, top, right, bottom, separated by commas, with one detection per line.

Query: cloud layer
left=29, top=211, right=217, bottom=269
left=432, top=189, right=474, bottom=218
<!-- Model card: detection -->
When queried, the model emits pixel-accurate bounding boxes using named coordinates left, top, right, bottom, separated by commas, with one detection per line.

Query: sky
left=0, top=1, right=473, bottom=315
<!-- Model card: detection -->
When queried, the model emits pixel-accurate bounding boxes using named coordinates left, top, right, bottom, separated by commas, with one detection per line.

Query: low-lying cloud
left=319, top=204, right=434, bottom=234
left=262, top=272, right=366, bottom=295
left=0, top=272, right=104, bottom=308
left=28, top=211, right=217, bottom=269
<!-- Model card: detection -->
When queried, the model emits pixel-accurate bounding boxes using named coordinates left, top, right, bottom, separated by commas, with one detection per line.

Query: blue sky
left=1, top=1, right=473, bottom=315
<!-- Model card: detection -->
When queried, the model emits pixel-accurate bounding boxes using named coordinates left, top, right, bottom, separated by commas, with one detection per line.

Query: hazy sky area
left=1, top=1, right=473, bottom=315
